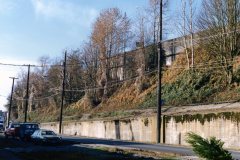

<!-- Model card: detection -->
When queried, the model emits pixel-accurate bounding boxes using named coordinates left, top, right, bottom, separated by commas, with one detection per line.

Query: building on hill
left=162, top=37, right=185, bottom=66
left=106, top=35, right=190, bottom=82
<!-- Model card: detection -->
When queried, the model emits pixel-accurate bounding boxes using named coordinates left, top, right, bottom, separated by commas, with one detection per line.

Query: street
left=63, top=136, right=240, bottom=159
left=1, top=133, right=240, bottom=159
left=63, top=136, right=194, bottom=155
left=0, top=133, right=169, bottom=160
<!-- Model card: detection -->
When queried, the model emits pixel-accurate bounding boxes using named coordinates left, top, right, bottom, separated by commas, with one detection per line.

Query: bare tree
left=198, top=0, right=240, bottom=84
left=174, top=0, right=196, bottom=69
left=79, top=41, right=99, bottom=107
left=189, top=0, right=195, bottom=69
left=91, top=8, right=131, bottom=100
left=182, top=0, right=190, bottom=69
left=65, top=50, right=85, bottom=104
left=134, top=11, right=147, bottom=77
left=147, top=0, right=169, bottom=44
left=142, top=0, right=169, bottom=70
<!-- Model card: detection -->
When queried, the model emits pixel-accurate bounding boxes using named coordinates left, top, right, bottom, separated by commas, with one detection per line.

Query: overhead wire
left=10, top=58, right=235, bottom=103
left=0, top=29, right=239, bottom=68
left=0, top=94, right=8, bottom=98
left=13, top=93, right=60, bottom=102
left=163, top=60, right=237, bottom=70
left=10, top=68, right=157, bottom=102
left=65, top=69, right=158, bottom=92
left=3, top=55, right=239, bottom=102
left=1, top=29, right=240, bottom=104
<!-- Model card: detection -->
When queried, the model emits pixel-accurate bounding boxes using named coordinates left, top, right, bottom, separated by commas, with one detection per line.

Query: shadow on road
left=0, top=134, right=163, bottom=160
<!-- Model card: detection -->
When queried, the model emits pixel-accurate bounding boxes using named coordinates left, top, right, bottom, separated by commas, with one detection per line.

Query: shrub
left=186, top=132, right=233, bottom=160
left=162, top=70, right=219, bottom=105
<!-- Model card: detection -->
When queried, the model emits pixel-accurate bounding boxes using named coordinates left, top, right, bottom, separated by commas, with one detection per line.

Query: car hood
left=43, top=135, right=60, bottom=138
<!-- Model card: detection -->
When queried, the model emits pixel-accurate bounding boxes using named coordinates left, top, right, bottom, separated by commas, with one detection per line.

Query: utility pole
left=24, top=65, right=30, bottom=123
left=157, top=0, right=163, bottom=144
left=8, top=77, right=18, bottom=126
left=59, top=52, right=67, bottom=134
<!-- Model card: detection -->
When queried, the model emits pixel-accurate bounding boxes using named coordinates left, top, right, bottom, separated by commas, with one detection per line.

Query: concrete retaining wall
left=41, top=117, right=158, bottom=143
left=40, top=113, right=240, bottom=149
left=165, top=117, right=240, bottom=148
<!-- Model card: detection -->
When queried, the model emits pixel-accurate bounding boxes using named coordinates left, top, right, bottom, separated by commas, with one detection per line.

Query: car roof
left=20, top=122, right=39, bottom=124
left=34, top=129, right=55, bottom=132
left=39, top=129, right=54, bottom=132
left=10, top=123, right=20, bottom=125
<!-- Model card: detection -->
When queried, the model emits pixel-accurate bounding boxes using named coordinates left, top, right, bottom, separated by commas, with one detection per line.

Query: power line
left=0, top=94, right=8, bottom=98
left=1, top=29, right=239, bottom=110
left=13, top=93, right=60, bottom=102
left=165, top=57, right=234, bottom=70
left=0, top=63, right=32, bottom=67
left=161, top=28, right=240, bottom=46
left=0, top=29, right=237, bottom=68
left=0, top=62, right=62, bottom=68
left=9, top=69, right=157, bottom=103
left=0, top=29, right=239, bottom=69
left=6, top=60, right=233, bottom=104
left=64, top=69, right=157, bottom=93
left=2, top=56, right=238, bottom=103
left=8, top=60, right=236, bottom=101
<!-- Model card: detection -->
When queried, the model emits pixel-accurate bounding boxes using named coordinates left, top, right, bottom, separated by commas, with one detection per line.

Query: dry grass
left=60, top=74, right=158, bottom=120
left=162, top=48, right=212, bottom=84
left=93, top=80, right=150, bottom=113
left=162, top=53, right=187, bottom=84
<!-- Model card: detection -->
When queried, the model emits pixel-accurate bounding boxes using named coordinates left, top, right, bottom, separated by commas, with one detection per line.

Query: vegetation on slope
left=13, top=47, right=237, bottom=123
left=23, top=52, right=240, bottom=122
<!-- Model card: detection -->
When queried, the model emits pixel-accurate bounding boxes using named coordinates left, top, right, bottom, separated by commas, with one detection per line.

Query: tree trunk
left=190, top=0, right=194, bottom=69
left=182, top=0, right=190, bottom=69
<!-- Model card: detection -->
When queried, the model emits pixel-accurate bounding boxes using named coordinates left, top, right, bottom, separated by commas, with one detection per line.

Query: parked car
left=0, top=123, right=4, bottom=132
left=31, top=129, right=62, bottom=145
left=19, top=123, right=39, bottom=141
left=0, top=120, right=4, bottom=132
left=4, top=123, right=20, bottom=138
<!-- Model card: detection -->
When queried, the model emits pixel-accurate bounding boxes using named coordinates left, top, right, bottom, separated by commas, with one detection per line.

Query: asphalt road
left=63, top=136, right=240, bottom=159
left=1, top=133, right=240, bottom=159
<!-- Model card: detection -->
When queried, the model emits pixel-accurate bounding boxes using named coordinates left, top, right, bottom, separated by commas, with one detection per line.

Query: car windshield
left=11, top=124, right=20, bottom=128
left=24, top=124, right=39, bottom=129
left=41, top=131, right=56, bottom=136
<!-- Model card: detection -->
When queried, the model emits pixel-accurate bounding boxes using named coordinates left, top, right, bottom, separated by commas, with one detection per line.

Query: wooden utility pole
left=24, top=65, right=30, bottom=123
left=59, top=52, right=67, bottom=134
left=8, top=77, right=18, bottom=126
left=157, top=0, right=163, bottom=144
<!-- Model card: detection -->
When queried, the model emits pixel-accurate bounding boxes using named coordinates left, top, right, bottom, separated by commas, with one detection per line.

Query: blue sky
left=0, top=0, right=150, bottom=62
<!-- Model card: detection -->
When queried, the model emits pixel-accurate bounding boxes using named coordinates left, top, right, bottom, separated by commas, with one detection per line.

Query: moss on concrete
left=165, top=112, right=240, bottom=125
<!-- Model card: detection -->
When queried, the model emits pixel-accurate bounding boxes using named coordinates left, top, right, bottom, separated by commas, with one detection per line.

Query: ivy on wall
left=165, top=112, right=240, bottom=125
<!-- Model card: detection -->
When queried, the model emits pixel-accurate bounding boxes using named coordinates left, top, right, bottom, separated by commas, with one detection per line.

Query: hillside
left=25, top=48, right=240, bottom=123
